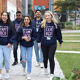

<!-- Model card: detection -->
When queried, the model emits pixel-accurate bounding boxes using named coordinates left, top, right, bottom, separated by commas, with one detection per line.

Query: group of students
left=0, top=10, right=63, bottom=80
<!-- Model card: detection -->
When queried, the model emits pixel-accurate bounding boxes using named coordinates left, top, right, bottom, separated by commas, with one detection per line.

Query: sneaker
left=23, top=68, right=26, bottom=76
left=44, top=68, right=49, bottom=75
left=5, top=73, right=9, bottom=79
left=35, top=62, right=40, bottom=67
left=40, top=63, right=44, bottom=68
left=27, top=73, right=31, bottom=80
left=0, top=74, right=2, bottom=80
left=12, top=62, right=18, bottom=66
left=49, top=74, right=54, bottom=80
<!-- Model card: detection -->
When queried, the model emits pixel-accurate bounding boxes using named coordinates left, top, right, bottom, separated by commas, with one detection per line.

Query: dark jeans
left=41, top=44, right=57, bottom=74
left=13, top=41, right=18, bottom=62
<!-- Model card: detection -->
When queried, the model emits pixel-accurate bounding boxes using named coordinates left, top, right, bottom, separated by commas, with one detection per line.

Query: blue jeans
left=0, top=45, right=12, bottom=70
left=34, top=41, right=43, bottom=63
left=20, top=45, right=33, bottom=73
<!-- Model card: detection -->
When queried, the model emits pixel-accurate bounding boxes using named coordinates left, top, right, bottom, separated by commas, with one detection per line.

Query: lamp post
left=21, top=0, right=28, bottom=15
left=25, top=0, right=28, bottom=15
left=49, top=0, right=54, bottom=13
left=28, top=0, right=32, bottom=16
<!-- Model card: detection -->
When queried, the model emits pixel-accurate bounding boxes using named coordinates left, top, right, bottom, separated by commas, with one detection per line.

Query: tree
left=54, top=0, right=80, bottom=24
left=54, top=0, right=80, bottom=13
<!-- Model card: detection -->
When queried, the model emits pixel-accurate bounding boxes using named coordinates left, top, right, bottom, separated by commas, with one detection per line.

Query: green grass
left=63, top=36, right=80, bottom=40
left=62, top=33, right=80, bottom=35
left=56, top=53, right=80, bottom=78
left=62, top=33, right=80, bottom=40
left=57, top=42, right=80, bottom=51
left=56, top=32, right=80, bottom=79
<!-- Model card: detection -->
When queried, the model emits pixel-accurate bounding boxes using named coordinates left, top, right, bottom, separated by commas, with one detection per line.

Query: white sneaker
left=49, top=74, right=54, bottom=80
left=23, top=68, right=26, bottom=75
left=40, top=63, right=44, bottom=68
left=44, top=68, right=49, bottom=75
left=5, top=73, right=9, bottom=79
left=27, top=73, right=31, bottom=80
left=35, top=62, right=40, bottom=67
left=0, top=74, right=2, bottom=80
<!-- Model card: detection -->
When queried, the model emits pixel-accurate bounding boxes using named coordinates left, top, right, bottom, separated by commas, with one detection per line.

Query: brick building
left=0, top=0, right=7, bottom=14
left=0, top=0, right=22, bottom=20
left=16, top=0, right=22, bottom=11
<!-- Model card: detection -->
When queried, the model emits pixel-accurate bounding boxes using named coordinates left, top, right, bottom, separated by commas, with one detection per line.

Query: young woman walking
left=0, top=11, right=15, bottom=79
left=37, top=11, right=63, bottom=80
left=17, top=16, right=36, bottom=80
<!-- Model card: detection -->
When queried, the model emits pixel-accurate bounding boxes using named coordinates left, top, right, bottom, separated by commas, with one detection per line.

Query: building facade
left=7, top=0, right=17, bottom=20
left=32, top=0, right=49, bottom=11
left=32, top=0, right=57, bottom=11
left=0, top=0, right=7, bottom=14
left=0, top=0, right=22, bottom=20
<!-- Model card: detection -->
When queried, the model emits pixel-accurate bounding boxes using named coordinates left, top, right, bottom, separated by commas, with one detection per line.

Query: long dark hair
left=21, top=15, right=32, bottom=27
left=0, top=11, right=15, bottom=34
left=1, top=11, right=11, bottom=24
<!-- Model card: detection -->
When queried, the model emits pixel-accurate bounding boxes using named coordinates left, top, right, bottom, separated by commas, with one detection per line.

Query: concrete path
left=2, top=47, right=65, bottom=80
left=56, top=50, right=80, bottom=54
left=63, top=40, right=80, bottom=42
left=62, top=30, right=80, bottom=33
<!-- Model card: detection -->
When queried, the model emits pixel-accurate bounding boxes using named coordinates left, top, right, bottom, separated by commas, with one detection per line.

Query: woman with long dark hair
left=17, top=16, right=36, bottom=80
left=0, top=11, right=15, bottom=79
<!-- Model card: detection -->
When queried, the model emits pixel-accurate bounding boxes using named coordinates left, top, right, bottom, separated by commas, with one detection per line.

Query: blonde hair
left=41, top=11, right=58, bottom=28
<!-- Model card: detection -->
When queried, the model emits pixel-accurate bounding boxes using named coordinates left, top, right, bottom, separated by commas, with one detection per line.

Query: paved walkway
left=2, top=47, right=65, bottom=80
left=63, top=40, right=80, bottom=42
left=62, top=30, right=80, bottom=33
left=56, top=50, right=80, bottom=54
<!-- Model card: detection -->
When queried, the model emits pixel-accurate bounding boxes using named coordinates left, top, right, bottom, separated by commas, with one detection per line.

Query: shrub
left=52, top=69, right=80, bottom=80
left=72, top=25, right=80, bottom=30
left=65, top=22, right=72, bottom=25
left=65, top=21, right=73, bottom=29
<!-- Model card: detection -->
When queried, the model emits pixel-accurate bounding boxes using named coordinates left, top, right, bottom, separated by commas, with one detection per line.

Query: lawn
left=62, top=33, right=80, bottom=35
left=56, top=32, right=80, bottom=79
left=57, top=42, right=80, bottom=51
left=57, top=32, right=80, bottom=51
left=62, top=33, right=80, bottom=40
left=56, top=53, right=80, bottom=78
left=63, top=36, right=80, bottom=40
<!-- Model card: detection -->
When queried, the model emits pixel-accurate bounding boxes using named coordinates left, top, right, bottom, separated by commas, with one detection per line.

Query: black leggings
left=41, top=44, right=57, bottom=74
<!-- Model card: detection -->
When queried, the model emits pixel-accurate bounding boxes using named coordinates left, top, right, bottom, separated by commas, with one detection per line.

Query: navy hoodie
left=37, top=22, right=63, bottom=46
left=32, top=18, right=43, bottom=39
left=0, top=21, right=16, bottom=45
left=17, top=25, right=36, bottom=47
left=13, top=18, right=23, bottom=32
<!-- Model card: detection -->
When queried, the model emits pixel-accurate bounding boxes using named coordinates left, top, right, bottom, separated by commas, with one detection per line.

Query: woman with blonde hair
left=37, top=11, right=63, bottom=80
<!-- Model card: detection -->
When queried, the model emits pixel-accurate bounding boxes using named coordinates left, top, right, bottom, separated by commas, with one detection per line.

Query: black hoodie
left=17, top=25, right=36, bottom=47
left=0, top=21, right=16, bottom=45
left=37, top=22, right=63, bottom=46
left=32, top=17, right=43, bottom=39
